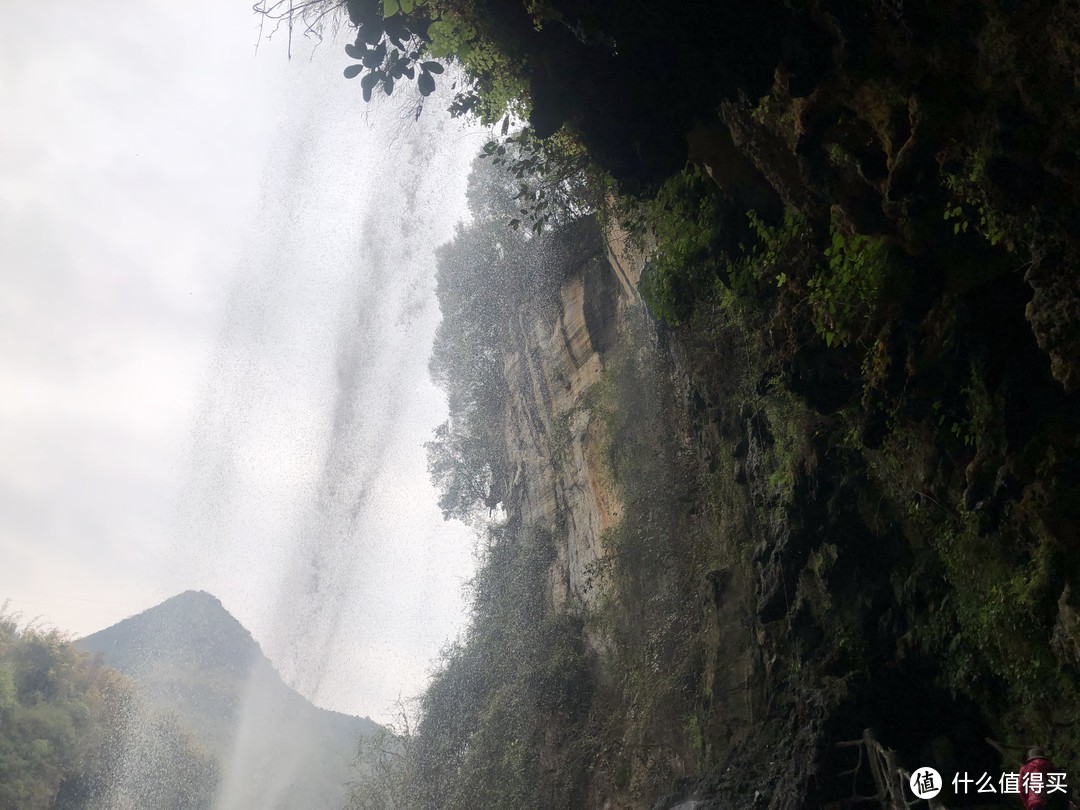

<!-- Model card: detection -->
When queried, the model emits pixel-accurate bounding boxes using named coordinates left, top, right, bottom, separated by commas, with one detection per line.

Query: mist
left=2, top=2, right=491, bottom=806
left=176, top=72, right=485, bottom=721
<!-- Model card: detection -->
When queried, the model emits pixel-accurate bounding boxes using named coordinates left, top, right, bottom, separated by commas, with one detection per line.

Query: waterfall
left=172, top=39, right=484, bottom=810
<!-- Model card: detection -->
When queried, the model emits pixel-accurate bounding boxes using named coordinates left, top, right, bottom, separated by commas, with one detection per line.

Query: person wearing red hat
left=1019, top=748, right=1069, bottom=810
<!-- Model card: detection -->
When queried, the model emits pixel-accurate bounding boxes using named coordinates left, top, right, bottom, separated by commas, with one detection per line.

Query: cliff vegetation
left=325, top=0, right=1080, bottom=806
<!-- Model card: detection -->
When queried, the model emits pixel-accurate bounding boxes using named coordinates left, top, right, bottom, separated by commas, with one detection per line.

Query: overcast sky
left=1, top=1, right=488, bottom=721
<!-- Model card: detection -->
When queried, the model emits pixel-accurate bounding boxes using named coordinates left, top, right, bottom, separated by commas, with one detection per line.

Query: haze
left=0, top=0, right=485, bottom=721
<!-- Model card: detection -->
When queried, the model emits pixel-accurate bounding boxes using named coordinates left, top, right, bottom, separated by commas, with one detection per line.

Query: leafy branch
left=479, top=128, right=596, bottom=233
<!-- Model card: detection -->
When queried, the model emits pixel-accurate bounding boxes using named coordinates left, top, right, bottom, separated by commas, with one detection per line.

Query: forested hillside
left=0, top=608, right=217, bottom=810
left=0, top=592, right=383, bottom=810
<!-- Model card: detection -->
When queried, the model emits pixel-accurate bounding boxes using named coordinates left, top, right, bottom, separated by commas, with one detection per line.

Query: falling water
left=159, top=40, right=487, bottom=809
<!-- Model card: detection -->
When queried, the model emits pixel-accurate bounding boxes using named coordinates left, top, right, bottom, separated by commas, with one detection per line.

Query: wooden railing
left=836, top=728, right=947, bottom=809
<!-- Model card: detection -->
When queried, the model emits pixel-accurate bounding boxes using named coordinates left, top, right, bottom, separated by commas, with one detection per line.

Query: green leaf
left=361, top=71, right=380, bottom=101
left=399, top=0, right=414, bottom=11
left=383, top=0, right=400, bottom=16
left=357, top=21, right=384, bottom=46
left=363, top=42, right=386, bottom=68
left=825, top=332, right=835, bottom=347
left=427, top=20, right=453, bottom=38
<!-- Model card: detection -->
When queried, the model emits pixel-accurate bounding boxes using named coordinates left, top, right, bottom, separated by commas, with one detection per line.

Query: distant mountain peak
left=80, top=590, right=265, bottom=678
left=75, top=592, right=382, bottom=808
left=168, top=588, right=223, bottom=605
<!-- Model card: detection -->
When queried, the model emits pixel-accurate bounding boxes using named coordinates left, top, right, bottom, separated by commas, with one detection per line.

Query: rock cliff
left=350, top=0, right=1080, bottom=805
left=484, top=199, right=1076, bottom=807
left=500, top=224, right=640, bottom=611
left=490, top=220, right=780, bottom=805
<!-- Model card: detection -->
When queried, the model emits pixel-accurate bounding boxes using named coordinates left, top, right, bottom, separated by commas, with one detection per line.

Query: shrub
left=637, top=168, right=727, bottom=324
left=807, top=227, right=889, bottom=347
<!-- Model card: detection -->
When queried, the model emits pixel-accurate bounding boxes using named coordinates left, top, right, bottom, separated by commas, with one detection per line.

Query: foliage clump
left=635, top=167, right=729, bottom=325
left=346, top=526, right=594, bottom=809
left=635, top=167, right=891, bottom=349
left=0, top=608, right=219, bottom=809
left=808, top=226, right=889, bottom=348
left=254, top=0, right=533, bottom=122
